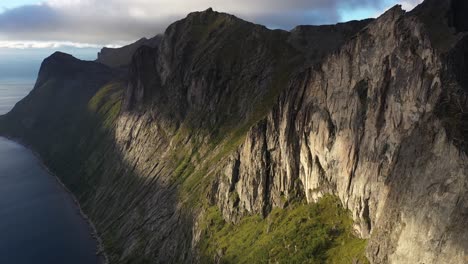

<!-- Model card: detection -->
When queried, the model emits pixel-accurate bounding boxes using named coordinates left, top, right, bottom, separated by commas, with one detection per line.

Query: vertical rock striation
left=1, top=1, right=467, bottom=263
left=214, top=3, right=468, bottom=264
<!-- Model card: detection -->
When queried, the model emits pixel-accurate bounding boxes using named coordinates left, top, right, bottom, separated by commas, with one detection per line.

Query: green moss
left=327, top=237, right=368, bottom=264
left=198, top=196, right=368, bottom=264
left=88, top=82, right=123, bottom=129
left=229, top=191, right=240, bottom=205
left=190, top=14, right=230, bottom=43
left=173, top=155, right=191, bottom=178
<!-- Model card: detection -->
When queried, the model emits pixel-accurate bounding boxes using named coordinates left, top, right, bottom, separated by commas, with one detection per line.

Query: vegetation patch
left=198, top=195, right=368, bottom=264
left=88, top=82, right=124, bottom=129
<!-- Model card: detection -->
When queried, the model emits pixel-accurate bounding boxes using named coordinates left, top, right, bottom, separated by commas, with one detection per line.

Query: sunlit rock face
left=214, top=2, right=468, bottom=264
left=1, top=0, right=467, bottom=263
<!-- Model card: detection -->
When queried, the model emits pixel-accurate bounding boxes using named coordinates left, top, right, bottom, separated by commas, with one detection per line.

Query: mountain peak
left=3, top=2, right=468, bottom=263
left=409, top=0, right=468, bottom=51
left=179, top=7, right=243, bottom=28
left=47, top=51, right=77, bottom=61
left=97, top=35, right=162, bottom=67
left=37, top=51, right=114, bottom=89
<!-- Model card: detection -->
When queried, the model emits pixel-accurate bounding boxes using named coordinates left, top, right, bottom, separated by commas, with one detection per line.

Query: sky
left=0, top=0, right=423, bottom=80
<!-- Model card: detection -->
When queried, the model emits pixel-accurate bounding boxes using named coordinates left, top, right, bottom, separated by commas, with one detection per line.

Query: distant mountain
left=1, top=1, right=468, bottom=263
left=96, top=35, right=163, bottom=68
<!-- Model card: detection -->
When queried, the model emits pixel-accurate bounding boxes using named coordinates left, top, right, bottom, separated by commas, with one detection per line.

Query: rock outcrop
left=97, top=36, right=162, bottom=68
left=214, top=4, right=468, bottom=263
left=1, top=1, right=467, bottom=263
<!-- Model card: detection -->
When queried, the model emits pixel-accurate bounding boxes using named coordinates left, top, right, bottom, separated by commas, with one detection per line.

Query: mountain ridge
left=1, top=1, right=467, bottom=263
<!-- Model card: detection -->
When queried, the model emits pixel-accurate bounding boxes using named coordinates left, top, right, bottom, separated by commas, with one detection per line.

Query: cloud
left=0, top=0, right=424, bottom=47
left=399, top=0, right=423, bottom=11
left=0, top=2, right=173, bottom=45
left=0, top=40, right=122, bottom=49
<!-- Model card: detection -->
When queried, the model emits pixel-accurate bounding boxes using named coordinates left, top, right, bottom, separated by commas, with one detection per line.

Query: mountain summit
left=1, top=0, right=468, bottom=263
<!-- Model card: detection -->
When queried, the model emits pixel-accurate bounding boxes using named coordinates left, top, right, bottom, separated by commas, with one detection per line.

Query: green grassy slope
left=198, top=196, right=368, bottom=264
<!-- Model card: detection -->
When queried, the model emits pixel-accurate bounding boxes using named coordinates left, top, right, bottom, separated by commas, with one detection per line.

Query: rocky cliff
left=214, top=2, right=468, bottom=263
left=97, top=36, right=163, bottom=68
left=1, top=0, right=467, bottom=263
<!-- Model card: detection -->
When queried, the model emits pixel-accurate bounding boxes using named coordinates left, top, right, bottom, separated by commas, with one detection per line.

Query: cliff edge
left=1, top=1, right=467, bottom=263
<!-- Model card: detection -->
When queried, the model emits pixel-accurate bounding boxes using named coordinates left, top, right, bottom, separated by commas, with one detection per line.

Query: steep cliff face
left=1, top=1, right=467, bottom=263
left=218, top=2, right=468, bottom=263
left=0, top=52, right=118, bottom=159
left=214, top=4, right=468, bottom=263
left=96, top=36, right=163, bottom=68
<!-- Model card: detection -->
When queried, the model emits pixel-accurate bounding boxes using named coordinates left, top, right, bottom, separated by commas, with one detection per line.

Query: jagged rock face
left=124, top=8, right=370, bottom=133
left=93, top=9, right=375, bottom=263
left=96, top=36, right=162, bottom=68
left=125, top=9, right=297, bottom=128
left=214, top=4, right=468, bottom=264
left=1, top=1, right=468, bottom=263
left=288, top=19, right=373, bottom=64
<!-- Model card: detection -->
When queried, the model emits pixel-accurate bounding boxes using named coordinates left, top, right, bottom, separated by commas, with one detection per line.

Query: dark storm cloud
left=0, top=3, right=175, bottom=44
left=0, top=4, right=60, bottom=30
left=0, top=0, right=422, bottom=46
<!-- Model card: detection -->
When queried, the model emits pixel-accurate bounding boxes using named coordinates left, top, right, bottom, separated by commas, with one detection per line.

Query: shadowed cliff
left=1, top=0, right=467, bottom=263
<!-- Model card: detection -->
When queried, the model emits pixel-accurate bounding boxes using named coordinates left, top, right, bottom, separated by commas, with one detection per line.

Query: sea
left=0, top=48, right=102, bottom=264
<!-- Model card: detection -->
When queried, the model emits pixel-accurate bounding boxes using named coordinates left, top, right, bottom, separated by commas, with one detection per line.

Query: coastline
left=0, top=135, right=109, bottom=264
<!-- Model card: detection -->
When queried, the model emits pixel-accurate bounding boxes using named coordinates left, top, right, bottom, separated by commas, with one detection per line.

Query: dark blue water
left=0, top=79, right=102, bottom=263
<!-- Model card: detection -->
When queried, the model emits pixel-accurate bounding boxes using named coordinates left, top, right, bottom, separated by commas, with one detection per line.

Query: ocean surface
left=0, top=80, right=34, bottom=114
left=0, top=79, right=102, bottom=263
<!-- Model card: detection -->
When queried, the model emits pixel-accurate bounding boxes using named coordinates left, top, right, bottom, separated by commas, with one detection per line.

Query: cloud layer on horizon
left=0, top=0, right=423, bottom=48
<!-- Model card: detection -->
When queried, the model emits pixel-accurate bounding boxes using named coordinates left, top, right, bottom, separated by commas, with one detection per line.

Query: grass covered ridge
left=198, top=195, right=368, bottom=264
left=88, top=81, right=124, bottom=129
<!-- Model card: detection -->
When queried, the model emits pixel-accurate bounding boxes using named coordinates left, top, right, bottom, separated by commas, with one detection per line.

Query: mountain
left=1, top=1, right=467, bottom=263
left=96, top=36, right=163, bottom=68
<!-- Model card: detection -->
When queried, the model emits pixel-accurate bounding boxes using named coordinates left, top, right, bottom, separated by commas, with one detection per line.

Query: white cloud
left=0, top=0, right=425, bottom=47
left=0, top=40, right=122, bottom=49
left=399, top=0, right=423, bottom=11
left=372, top=0, right=422, bottom=19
